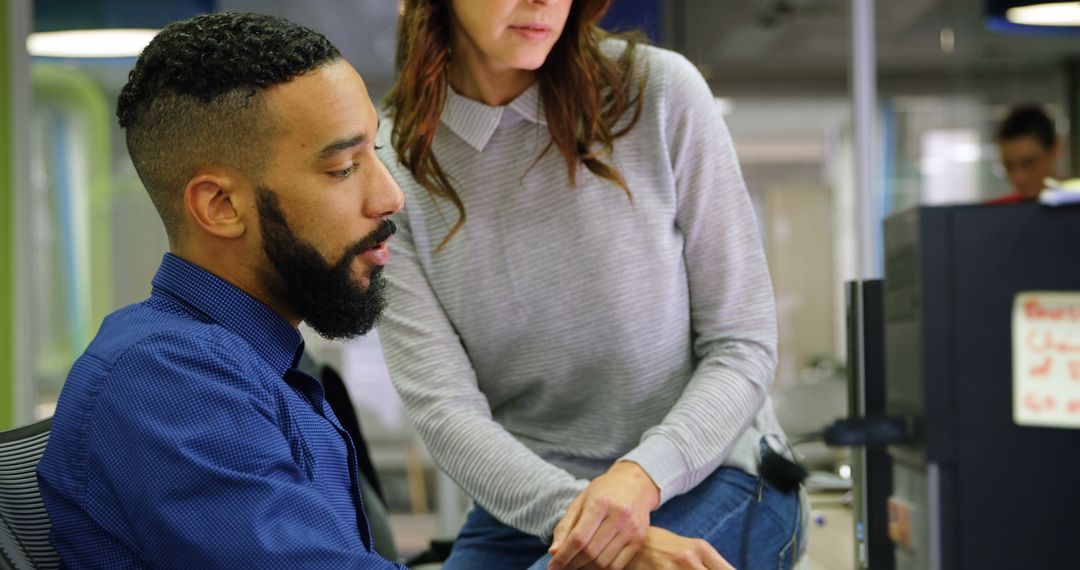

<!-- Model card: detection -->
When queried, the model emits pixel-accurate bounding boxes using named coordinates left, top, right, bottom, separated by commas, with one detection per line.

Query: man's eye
left=331, top=165, right=358, bottom=178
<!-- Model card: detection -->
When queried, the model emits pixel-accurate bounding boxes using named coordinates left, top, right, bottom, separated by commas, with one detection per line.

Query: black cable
left=736, top=416, right=913, bottom=568
left=740, top=436, right=805, bottom=569
left=760, top=436, right=808, bottom=494
left=788, top=431, right=825, bottom=447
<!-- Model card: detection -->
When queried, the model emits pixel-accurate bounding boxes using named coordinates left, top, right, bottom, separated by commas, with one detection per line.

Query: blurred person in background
left=990, top=104, right=1063, bottom=204
left=377, top=1, right=805, bottom=569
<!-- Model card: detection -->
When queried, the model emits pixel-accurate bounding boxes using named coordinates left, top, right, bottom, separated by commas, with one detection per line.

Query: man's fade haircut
left=117, top=12, right=341, bottom=241
left=996, top=104, right=1057, bottom=150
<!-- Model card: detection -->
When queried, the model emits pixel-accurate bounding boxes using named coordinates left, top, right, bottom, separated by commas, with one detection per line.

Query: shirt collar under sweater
left=440, top=81, right=547, bottom=152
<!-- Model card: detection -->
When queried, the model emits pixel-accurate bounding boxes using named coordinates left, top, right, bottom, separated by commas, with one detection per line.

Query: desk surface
left=804, top=492, right=855, bottom=570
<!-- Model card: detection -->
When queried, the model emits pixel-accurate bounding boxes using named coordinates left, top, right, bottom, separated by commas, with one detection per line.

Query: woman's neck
left=447, top=49, right=536, bottom=107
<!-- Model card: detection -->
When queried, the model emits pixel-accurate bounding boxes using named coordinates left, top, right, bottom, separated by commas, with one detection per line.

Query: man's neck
left=170, top=247, right=302, bottom=327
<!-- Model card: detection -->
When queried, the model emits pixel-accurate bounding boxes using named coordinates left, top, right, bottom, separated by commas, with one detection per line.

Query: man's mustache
left=343, top=219, right=398, bottom=260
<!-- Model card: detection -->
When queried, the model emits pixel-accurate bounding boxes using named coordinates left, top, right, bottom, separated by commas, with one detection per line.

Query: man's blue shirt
left=37, top=253, right=404, bottom=569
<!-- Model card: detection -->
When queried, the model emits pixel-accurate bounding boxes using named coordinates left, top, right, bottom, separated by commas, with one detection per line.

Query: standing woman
left=377, top=1, right=804, bottom=569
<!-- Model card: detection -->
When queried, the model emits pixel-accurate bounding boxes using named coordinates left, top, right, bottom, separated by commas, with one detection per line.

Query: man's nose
left=364, top=161, right=405, bottom=218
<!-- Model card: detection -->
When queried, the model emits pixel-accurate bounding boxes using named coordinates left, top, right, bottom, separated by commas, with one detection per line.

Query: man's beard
left=255, top=186, right=396, bottom=340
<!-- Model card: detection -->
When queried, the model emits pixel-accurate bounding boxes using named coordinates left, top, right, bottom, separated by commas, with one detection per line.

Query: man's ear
left=183, top=170, right=248, bottom=239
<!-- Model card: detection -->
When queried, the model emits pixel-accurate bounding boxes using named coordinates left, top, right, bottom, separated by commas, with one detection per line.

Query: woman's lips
left=510, top=24, right=551, bottom=41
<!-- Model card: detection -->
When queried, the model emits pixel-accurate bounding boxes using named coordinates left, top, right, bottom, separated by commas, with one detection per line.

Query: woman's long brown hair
left=385, top=0, right=647, bottom=250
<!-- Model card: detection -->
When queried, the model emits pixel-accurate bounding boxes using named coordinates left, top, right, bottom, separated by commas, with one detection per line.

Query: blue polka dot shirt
left=37, top=253, right=405, bottom=569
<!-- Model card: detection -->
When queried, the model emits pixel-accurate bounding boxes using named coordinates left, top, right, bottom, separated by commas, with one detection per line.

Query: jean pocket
left=775, top=489, right=808, bottom=570
left=777, top=524, right=798, bottom=570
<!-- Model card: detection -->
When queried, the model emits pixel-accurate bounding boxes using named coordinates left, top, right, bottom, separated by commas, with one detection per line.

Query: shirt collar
left=441, top=82, right=546, bottom=152
left=151, top=253, right=304, bottom=376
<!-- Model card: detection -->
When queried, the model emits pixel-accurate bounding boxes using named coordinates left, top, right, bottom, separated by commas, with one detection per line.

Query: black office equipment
left=882, top=203, right=1080, bottom=570
left=845, top=279, right=894, bottom=570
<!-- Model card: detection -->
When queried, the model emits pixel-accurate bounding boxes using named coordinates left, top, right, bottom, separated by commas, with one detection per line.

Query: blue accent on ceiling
left=600, top=0, right=663, bottom=43
left=35, top=0, right=216, bottom=32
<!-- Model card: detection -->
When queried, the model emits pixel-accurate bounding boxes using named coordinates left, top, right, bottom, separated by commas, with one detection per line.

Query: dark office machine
left=845, top=280, right=893, bottom=570
left=882, top=203, right=1080, bottom=569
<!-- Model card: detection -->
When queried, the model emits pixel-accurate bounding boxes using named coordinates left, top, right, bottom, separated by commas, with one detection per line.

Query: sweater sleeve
left=378, top=201, right=589, bottom=540
left=620, top=50, right=779, bottom=505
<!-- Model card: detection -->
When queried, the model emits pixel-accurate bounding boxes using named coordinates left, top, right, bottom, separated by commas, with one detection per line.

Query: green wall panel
left=1, top=2, right=14, bottom=429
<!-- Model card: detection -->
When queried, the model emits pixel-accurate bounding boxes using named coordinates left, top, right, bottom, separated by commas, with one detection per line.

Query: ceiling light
left=1007, top=2, right=1080, bottom=25
left=27, top=29, right=158, bottom=58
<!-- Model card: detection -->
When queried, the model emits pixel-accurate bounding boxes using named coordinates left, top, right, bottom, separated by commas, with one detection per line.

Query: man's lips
left=359, top=241, right=390, bottom=266
left=349, top=219, right=396, bottom=268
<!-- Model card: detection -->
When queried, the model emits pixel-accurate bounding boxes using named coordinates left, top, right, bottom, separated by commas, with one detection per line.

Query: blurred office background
left=3, top=1, right=1079, bottom=567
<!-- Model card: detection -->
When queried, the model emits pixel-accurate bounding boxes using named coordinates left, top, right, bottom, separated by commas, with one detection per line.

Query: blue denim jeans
left=442, top=466, right=804, bottom=570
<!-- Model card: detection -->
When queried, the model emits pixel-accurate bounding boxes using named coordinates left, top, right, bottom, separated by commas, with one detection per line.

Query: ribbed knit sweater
left=376, top=42, right=786, bottom=540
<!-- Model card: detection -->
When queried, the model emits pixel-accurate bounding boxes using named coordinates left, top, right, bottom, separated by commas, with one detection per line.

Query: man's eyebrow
left=317, top=135, right=366, bottom=159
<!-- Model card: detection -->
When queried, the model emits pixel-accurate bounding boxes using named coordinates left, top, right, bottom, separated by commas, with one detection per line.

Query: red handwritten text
left=1029, top=356, right=1053, bottom=377
left=1024, top=299, right=1080, bottom=322
left=1025, top=331, right=1080, bottom=354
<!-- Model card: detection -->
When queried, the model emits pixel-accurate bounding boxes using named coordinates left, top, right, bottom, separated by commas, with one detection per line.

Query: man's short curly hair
left=117, top=12, right=341, bottom=241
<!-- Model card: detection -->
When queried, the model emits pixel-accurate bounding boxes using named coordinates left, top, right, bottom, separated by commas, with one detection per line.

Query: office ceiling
left=214, top=0, right=1080, bottom=101
left=674, top=0, right=1080, bottom=94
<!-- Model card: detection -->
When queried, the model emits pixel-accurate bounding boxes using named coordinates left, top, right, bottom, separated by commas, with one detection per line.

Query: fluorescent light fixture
left=27, top=29, right=158, bottom=58
left=1006, top=2, right=1080, bottom=26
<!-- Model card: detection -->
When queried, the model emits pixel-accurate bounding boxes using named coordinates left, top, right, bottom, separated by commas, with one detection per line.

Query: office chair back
left=0, top=417, right=60, bottom=569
